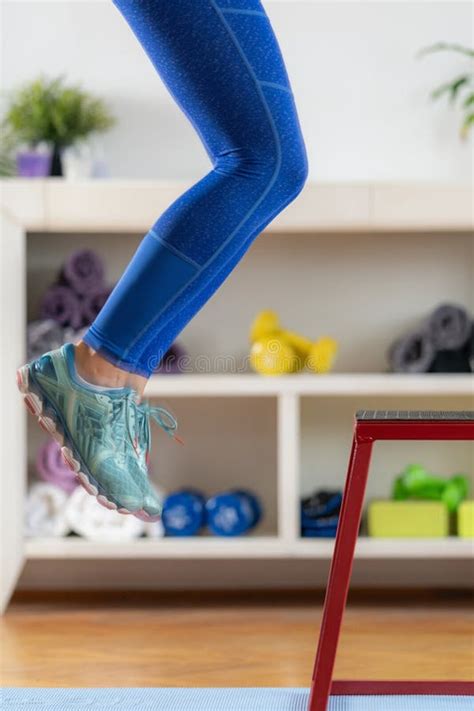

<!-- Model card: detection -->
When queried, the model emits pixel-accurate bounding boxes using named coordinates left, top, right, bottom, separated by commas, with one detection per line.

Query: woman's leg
left=17, top=0, right=307, bottom=519
left=82, top=0, right=308, bottom=379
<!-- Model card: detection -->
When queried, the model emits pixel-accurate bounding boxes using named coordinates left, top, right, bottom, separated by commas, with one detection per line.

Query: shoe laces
left=107, top=392, right=140, bottom=454
left=137, top=401, right=183, bottom=457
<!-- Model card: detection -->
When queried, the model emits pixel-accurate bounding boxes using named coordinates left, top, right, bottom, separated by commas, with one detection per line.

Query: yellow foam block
left=368, top=501, right=448, bottom=538
left=458, top=501, right=474, bottom=538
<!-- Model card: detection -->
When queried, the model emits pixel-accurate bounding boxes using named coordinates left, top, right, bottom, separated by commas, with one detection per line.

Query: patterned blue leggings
left=84, top=0, right=308, bottom=376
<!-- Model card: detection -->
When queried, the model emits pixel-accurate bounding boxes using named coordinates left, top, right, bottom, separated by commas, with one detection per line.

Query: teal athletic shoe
left=17, top=343, right=179, bottom=522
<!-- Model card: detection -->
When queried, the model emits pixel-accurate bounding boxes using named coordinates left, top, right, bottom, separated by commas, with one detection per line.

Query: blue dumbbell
left=162, top=489, right=206, bottom=536
left=206, top=490, right=262, bottom=536
left=232, top=489, right=262, bottom=528
left=301, top=526, right=338, bottom=538
left=300, top=514, right=340, bottom=530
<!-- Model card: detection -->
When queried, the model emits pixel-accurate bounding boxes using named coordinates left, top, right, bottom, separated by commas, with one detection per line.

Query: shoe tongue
left=104, top=385, right=139, bottom=401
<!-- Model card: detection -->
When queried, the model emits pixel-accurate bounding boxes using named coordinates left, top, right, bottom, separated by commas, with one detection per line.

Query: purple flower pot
left=16, top=149, right=52, bottom=177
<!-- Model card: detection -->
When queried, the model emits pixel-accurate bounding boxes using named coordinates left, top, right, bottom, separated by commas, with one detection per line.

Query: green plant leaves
left=461, top=112, right=474, bottom=138
left=418, top=42, right=474, bottom=59
left=3, top=76, right=115, bottom=148
left=431, top=75, right=470, bottom=103
left=419, top=42, right=474, bottom=138
left=462, top=92, right=474, bottom=108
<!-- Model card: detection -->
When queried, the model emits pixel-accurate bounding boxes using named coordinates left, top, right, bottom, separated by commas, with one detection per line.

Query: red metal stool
left=308, top=410, right=474, bottom=711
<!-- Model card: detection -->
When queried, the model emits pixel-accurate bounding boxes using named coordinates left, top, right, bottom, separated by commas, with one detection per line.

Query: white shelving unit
left=1, top=180, right=473, bottom=612
left=144, top=373, right=472, bottom=398
left=26, top=536, right=473, bottom=561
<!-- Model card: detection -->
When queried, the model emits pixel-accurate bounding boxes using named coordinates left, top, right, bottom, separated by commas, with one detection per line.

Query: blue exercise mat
left=1, top=688, right=471, bottom=710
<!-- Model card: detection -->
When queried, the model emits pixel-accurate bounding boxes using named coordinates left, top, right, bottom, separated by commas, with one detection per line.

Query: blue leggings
left=84, top=0, right=308, bottom=377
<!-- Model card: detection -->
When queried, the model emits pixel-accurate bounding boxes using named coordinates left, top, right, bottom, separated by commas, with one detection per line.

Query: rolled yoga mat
left=65, top=487, right=145, bottom=542
left=429, top=342, right=472, bottom=373
left=428, top=303, right=471, bottom=351
left=40, top=285, right=83, bottom=330
left=24, top=482, right=70, bottom=538
left=388, top=331, right=436, bottom=373
left=27, top=319, right=87, bottom=360
left=36, top=439, right=79, bottom=494
left=80, top=285, right=113, bottom=326
left=2, top=688, right=472, bottom=710
left=27, top=319, right=65, bottom=361
left=60, top=249, right=105, bottom=296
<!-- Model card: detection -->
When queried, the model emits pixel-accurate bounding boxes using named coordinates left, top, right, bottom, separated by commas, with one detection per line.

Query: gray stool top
left=356, top=410, right=474, bottom=421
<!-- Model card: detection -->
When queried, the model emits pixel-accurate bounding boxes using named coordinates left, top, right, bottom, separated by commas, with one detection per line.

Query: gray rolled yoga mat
left=388, top=330, right=436, bottom=373
left=27, top=320, right=85, bottom=361
left=27, top=320, right=65, bottom=361
left=428, top=304, right=471, bottom=351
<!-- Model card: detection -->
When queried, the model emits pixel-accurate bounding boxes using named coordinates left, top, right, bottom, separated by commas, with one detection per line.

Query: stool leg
left=307, top=433, right=373, bottom=711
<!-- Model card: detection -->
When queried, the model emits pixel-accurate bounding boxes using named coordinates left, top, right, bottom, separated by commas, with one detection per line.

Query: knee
left=214, top=146, right=278, bottom=182
left=214, top=138, right=308, bottom=202
left=278, top=141, right=309, bottom=204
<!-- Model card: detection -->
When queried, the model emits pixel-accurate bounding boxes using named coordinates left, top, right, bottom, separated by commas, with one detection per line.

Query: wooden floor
left=1, top=592, right=473, bottom=687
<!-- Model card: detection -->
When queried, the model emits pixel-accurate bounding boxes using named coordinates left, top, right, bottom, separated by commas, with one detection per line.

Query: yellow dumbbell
left=306, top=337, right=338, bottom=374
left=249, top=311, right=339, bottom=375
left=249, top=310, right=280, bottom=343
left=250, top=312, right=310, bottom=358
left=250, top=335, right=300, bottom=376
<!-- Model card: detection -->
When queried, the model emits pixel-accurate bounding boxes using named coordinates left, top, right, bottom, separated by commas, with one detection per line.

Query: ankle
left=74, top=341, right=147, bottom=397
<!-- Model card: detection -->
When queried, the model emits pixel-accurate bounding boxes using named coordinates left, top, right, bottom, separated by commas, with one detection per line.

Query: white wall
left=2, top=0, right=473, bottom=182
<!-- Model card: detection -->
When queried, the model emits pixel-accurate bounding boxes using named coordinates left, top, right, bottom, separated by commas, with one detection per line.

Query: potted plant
left=3, top=76, right=115, bottom=176
left=419, top=43, right=474, bottom=138
left=0, top=130, right=17, bottom=177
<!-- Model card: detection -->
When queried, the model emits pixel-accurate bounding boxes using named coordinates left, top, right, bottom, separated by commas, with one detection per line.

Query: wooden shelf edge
left=2, top=180, right=472, bottom=233
left=25, top=536, right=474, bottom=560
left=145, top=373, right=473, bottom=397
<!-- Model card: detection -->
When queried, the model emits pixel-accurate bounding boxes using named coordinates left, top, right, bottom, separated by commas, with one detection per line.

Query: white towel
left=25, top=482, right=70, bottom=538
left=65, top=487, right=145, bottom=542
left=144, top=519, right=165, bottom=538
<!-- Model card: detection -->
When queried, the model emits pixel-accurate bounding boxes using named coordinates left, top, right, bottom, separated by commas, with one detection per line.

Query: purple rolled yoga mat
left=36, top=438, right=78, bottom=494
left=81, top=285, right=113, bottom=326
left=60, top=249, right=105, bottom=296
left=40, top=285, right=83, bottom=330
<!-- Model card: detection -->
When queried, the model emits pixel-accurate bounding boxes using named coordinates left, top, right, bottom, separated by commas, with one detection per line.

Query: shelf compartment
left=300, top=395, right=474, bottom=505
left=145, top=396, right=278, bottom=537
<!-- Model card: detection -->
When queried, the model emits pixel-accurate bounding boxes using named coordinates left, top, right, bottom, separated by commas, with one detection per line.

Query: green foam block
left=368, top=501, right=448, bottom=538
